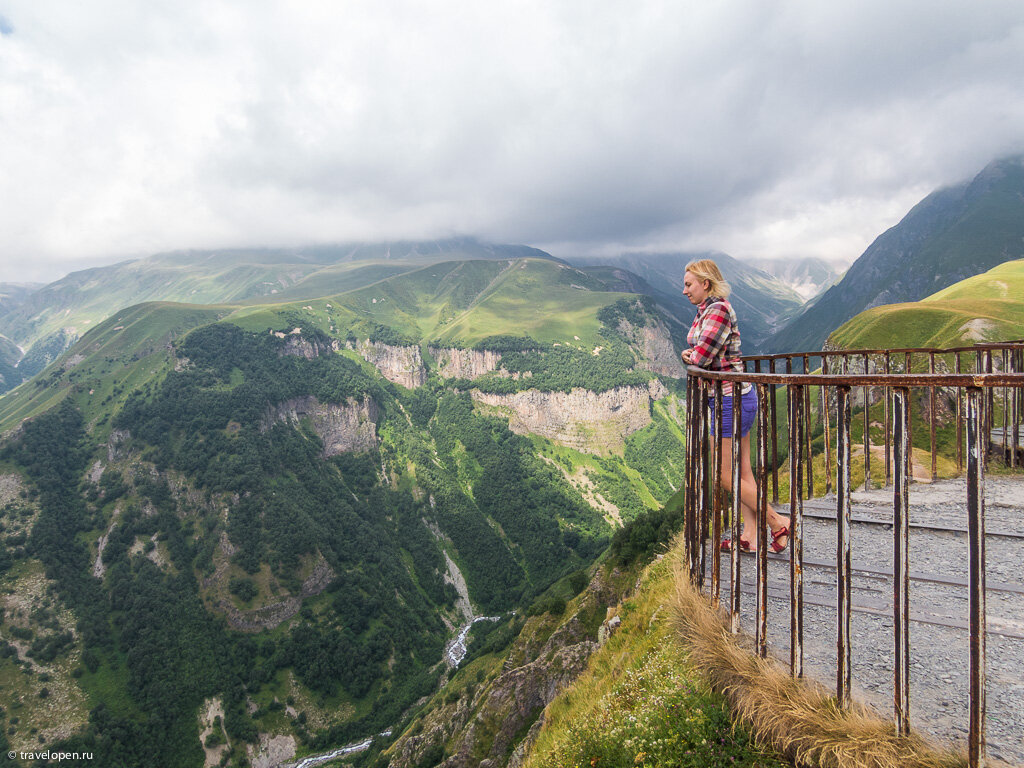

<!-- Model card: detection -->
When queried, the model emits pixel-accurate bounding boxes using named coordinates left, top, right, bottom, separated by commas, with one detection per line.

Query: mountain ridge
left=768, top=155, right=1024, bottom=353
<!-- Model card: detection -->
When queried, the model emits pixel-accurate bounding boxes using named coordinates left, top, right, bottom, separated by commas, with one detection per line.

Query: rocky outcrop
left=106, top=429, right=132, bottom=462
left=471, top=380, right=668, bottom=454
left=430, top=347, right=503, bottom=380
left=276, top=332, right=336, bottom=359
left=261, top=395, right=379, bottom=455
left=218, top=557, right=336, bottom=633
left=356, top=340, right=426, bottom=388
left=617, top=317, right=685, bottom=377
left=248, top=734, right=297, bottom=768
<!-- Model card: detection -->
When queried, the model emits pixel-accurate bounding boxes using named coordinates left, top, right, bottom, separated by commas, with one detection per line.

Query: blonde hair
left=685, top=258, right=731, bottom=298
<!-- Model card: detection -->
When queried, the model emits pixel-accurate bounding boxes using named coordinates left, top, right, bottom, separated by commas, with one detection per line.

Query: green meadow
left=829, top=259, right=1024, bottom=350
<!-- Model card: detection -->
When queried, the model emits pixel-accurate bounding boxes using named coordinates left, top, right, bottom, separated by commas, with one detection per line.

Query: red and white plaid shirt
left=686, top=297, right=749, bottom=395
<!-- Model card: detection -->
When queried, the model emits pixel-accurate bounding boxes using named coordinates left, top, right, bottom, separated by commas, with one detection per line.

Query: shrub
left=229, top=577, right=258, bottom=603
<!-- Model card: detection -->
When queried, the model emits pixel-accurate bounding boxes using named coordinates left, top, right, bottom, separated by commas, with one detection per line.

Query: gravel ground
left=713, top=475, right=1024, bottom=766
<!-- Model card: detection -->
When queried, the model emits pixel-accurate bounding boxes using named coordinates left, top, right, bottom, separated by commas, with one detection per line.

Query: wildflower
left=634, top=751, right=647, bottom=764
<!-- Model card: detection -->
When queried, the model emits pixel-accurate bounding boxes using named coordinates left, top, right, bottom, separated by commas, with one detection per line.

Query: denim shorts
left=708, top=387, right=757, bottom=437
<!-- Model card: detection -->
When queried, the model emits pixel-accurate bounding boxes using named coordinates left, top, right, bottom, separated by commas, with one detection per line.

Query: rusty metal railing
left=683, top=340, right=1024, bottom=768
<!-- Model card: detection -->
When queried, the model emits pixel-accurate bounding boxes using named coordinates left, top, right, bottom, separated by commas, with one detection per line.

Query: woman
left=681, top=258, right=789, bottom=553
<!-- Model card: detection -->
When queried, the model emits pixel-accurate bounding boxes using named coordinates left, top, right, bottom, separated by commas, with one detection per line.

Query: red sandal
left=720, top=538, right=752, bottom=552
left=769, top=525, right=789, bottom=553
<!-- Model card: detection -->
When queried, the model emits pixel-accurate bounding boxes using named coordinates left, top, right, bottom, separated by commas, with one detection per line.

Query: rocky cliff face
left=261, top=395, right=379, bottom=455
left=430, top=347, right=504, bottom=380
left=278, top=332, right=337, bottom=359
left=356, top=340, right=427, bottom=388
left=616, top=317, right=685, bottom=377
left=471, top=380, right=668, bottom=454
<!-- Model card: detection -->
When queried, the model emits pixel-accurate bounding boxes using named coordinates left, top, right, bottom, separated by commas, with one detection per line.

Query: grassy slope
left=528, top=535, right=962, bottom=768
left=0, top=240, right=560, bottom=353
left=0, top=302, right=228, bottom=435
left=525, top=541, right=786, bottom=768
left=333, top=258, right=627, bottom=347
left=828, top=259, right=1024, bottom=350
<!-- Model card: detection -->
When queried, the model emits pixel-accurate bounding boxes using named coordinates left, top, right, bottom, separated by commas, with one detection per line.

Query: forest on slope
left=0, top=259, right=687, bottom=768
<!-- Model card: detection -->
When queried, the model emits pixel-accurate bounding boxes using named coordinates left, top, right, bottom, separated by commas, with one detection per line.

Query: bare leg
left=720, top=434, right=790, bottom=551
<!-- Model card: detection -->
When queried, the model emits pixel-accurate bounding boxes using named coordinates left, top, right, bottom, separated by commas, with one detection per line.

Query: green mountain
left=566, top=251, right=805, bottom=353
left=828, top=258, right=1024, bottom=350
left=0, top=256, right=688, bottom=767
left=769, top=155, right=1024, bottom=353
left=0, top=238, right=557, bottom=393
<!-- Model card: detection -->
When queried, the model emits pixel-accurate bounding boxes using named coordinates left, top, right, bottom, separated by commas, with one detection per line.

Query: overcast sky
left=2, top=1, right=1023, bottom=284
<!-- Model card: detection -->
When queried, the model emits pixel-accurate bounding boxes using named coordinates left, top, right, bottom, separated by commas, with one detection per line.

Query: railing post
left=756, top=383, right=770, bottom=659
left=696, top=383, right=709, bottom=586
left=822, top=356, right=832, bottom=495
left=836, top=385, right=852, bottom=709
left=863, top=352, right=871, bottom=490
left=1013, top=347, right=1021, bottom=468
left=929, top=352, right=938, bottom=481
left=956, top=352, right=964, bottom=474
left=893, top=387, right=911, bottom=736
left=730, top=386, right=743, bottom=635
left=770, top=359, right=780, bottom=505
left=804, top=355, right=814, bottom=498
left=966, top=386, right=987, bottom=768
left=685, top=373, right=698, bottom=580
left=884, top=352, right=892, bottom=487
left=712, top=381, right=724, bottom=606
left=905, top=351, right=913, bottom=479
left=984, top=350, right=993, bottom=470
left=789, top=383, right=805, bottom=678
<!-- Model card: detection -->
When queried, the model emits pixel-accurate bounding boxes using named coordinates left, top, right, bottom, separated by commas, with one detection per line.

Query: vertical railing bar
left=1011, top=347, right=1020, bottom=469
left=984, top=350, right=993, bottom=470
left=884, top=352, right=891, bottom=487
left=823, top=357, right=832, bottom=495
left=906, top=351, right=913, bottom=481
left=754, top=359, right=763, bottom=479
left=956, top=353, right=964, bottom=475
left=893, top=386, right=911, bottom=736
left=863, top=352, right=871, bottom=491
left=966, top=386, right=987, bottom=768
left=1002, top=349, right=1009, bottom=464
left=1013, top=348, right=1021, bottom=469
left=685, top=373, right=697, bottom=578
left=785, top=358, right=793, bottom=502
left=693, top=380, right=703, bottom=582
left=836, top=385, right=852, bottom=709
left=770, top=359, right=780, bottom=506
left=929, top=352, right=938, bottom=482
left=730, top=385, right=743, bottom=635
left=804, top=355, right=814, bottom=499
left=712, top=381, right=724, bottom=606
left=789, top=383, right=805, bottom=679
left=697, top=383, right=709, bottom=587
left=756, top=382, right=770, bottom=659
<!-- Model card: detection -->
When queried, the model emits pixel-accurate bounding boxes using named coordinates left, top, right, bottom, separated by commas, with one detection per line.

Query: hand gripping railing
left=683, top=340, right=1024, bottom=768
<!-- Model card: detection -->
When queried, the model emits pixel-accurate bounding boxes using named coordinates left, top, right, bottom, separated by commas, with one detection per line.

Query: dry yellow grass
left=669, top=558, right=966, bottom=768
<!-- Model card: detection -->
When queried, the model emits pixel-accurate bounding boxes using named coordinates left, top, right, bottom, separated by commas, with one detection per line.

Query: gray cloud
left=2, top=0, right=1024, bottom=283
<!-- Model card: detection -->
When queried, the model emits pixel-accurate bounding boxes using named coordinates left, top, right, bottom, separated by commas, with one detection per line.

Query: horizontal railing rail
left=683, top=340, right=1024, bottom=768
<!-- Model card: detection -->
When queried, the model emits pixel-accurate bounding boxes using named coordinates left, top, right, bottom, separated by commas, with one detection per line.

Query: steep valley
left=0, top=278, right=686, bottom=768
